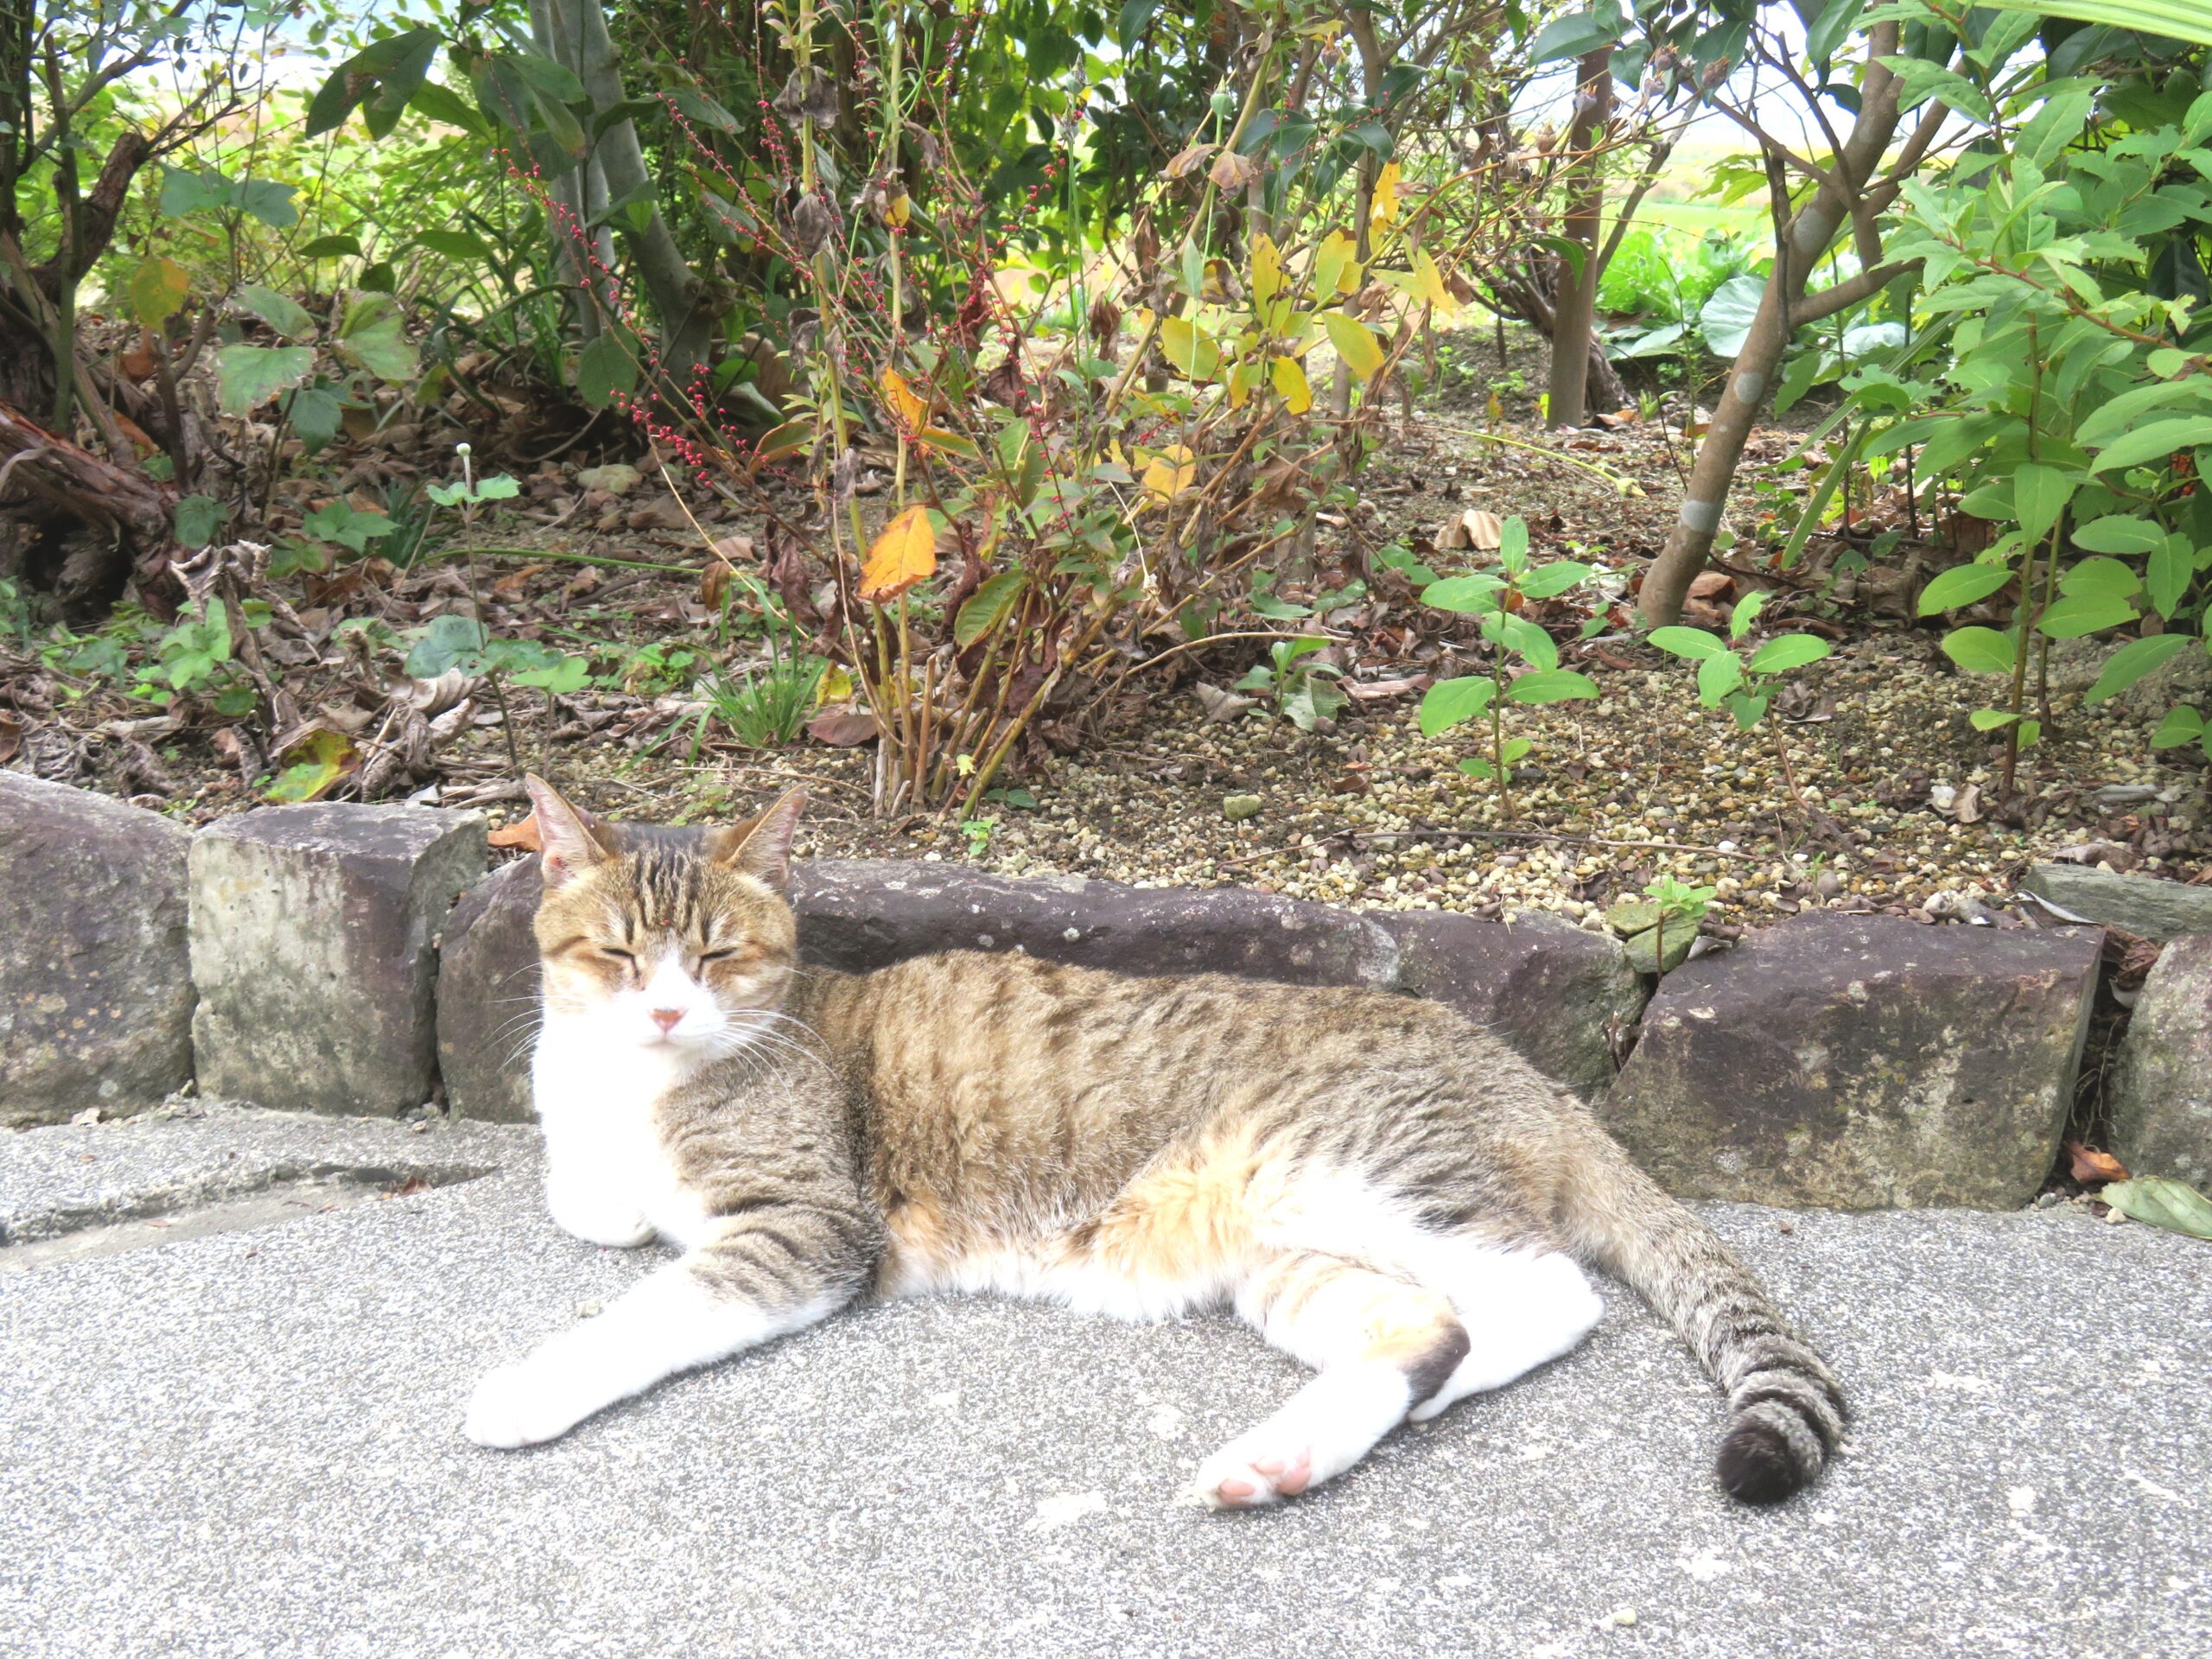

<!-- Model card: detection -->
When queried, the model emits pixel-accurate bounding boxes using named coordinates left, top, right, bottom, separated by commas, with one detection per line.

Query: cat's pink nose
left=650, top=1007, right=683, bottom=1033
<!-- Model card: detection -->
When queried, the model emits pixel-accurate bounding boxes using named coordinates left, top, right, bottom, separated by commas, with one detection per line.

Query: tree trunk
left=0, top=402, right=175, bottom=620
left=1546, top=46, right=1613, bottom=429
left=541, top=0, right=714, bottom=383
left=1637, top=25, right=1910, bottom=626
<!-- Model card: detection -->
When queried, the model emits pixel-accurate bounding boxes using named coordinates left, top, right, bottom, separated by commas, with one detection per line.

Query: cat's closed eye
left=599, top=947, right=637, bottom=966
left=698, top=946, right=756, bottom=965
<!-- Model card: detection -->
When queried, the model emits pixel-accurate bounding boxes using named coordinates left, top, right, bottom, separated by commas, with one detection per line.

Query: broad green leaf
left=2012, top=463, right=2073, bottom=544
left=214, top=344, right=315, bottom=416
left=2060, top=557, right=2142, bottom=601
left=129, top=257, right=189, bottom=327
left=2037, top=592, right=2138, bottom=639
left=2074, top=377, right=2212, bottom=448
left=1971, top=3, right=2212, bottom=51
left=2091, top=416, right=2212, bottom=474
left=1648, top=626, right=1726, bottom=660
left=1699, top=274, right=1766, bottom=359
left=511, top=654, right=590, bottom=696
left=296, top=234, right=361, bottom=260
left=1516, top=561, right=1592, bottom=599
left=2072, top=514, right=2166, bottom=555
left=340, top=315, right=416, bottom=383
left=404, top=614, right=487, bottom=678
left=2086, top=633, right=2190, bottom=704
left=288, top=387, right=346, bottom=453
left=237, top=284, right=315, bottom=341
left=2152, top=705, right=2206, bottom=747
left=2101, top=1176, right=2212, bottom=1241
left=955, top=571, right=1026, bottom=647
left=1728, top=690, right=1771, bottom=730
left=417, top=228, right=492, bottom=261
left=1419, top=675, right=1497, bottom=735
left=2149, top=536, right=2196, bottom=620
left=1421, top=575, right=1505, bottom=613
left=577, top=333, right=640, bottom=408
left=1697, top=651, right=1744, bottom=706
left=1917, top=563, right=2015, bottom=613
left=1970, top=709, right=2019, bottom=731
left=1321, top=311, right=1385, bottom=382
left=1505, top=668, right=1599, bottom=704
left=1747, top=634, right=1831, bottom=675
left=1730, top=590, right=1766, bottom=640
left=173, top=495, right=224, bottom=549
left=1526, top=9, right=1624, bottom=63
left=1942, top=626, right=2017, bottom=676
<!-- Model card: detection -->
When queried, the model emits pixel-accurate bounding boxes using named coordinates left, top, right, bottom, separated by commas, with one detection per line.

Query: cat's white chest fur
left=531, top=1026, right=709, bottom=1249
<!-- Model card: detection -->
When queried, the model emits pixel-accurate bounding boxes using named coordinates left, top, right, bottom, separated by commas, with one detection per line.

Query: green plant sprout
left=1415, top=515, right=1597, bottom=818
left=1236, top=637, right=1347, bottom=732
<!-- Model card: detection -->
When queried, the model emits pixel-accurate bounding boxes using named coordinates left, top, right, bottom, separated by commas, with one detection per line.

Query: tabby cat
left=463, top=778, right=1844, bottom=1507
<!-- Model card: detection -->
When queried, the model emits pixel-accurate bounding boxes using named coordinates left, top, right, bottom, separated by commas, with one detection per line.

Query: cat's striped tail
left=1553, top=1125, right=1846, bottom=1503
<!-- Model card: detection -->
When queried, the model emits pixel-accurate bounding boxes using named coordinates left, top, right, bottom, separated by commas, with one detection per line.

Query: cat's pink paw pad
left=1192, top=1445, right=1313, bottom=1510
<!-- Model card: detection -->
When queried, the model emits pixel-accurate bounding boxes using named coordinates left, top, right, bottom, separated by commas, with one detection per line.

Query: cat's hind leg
left=1399, top=1239, right=1604, bottom=1421
left=1192, top=1250, right=1468, bottom=1510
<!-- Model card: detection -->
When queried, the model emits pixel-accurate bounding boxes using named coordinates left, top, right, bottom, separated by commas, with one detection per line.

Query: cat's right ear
left=524, top=774, right=611, bottom=888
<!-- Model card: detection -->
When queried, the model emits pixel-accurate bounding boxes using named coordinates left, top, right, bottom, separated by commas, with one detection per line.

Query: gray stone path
left=3, top=1107, right=2207, bottom=1658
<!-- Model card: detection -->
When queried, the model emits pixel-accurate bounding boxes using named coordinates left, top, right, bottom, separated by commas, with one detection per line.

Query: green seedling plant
left=1415, top=515, right=1597, bottom=817
left=428, top=443, right=522, bottom=524
left=1649, top=592, right=1832, bottom=730
left=131, top=598, right=263, bottom=716
left=1649, top=591, right=1833, bottom=810
left=1236, top=637, right=1347, bottom=732
left=1605, top=874, right=1715, bottom=976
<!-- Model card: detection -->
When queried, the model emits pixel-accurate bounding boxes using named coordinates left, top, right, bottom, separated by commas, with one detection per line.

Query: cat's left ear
left=708, top=788, right=806, bottom=890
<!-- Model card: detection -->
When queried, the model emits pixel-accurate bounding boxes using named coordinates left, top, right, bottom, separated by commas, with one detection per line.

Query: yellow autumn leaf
left=1371, top=161, right=1401, bottom=232
left=1412, top=249, right=1456, bottom=314
left=859, top=505, right=938, bottom=603
left=1321, top=310, right=1386, bottom=382
left=1313, top=229, right=1362, bottom=300
left=1228, top=357, right=1262, bottom=410
left=879, top=367, right=928, bottom=433
left=886, top=191, right=912, bottom=228
left=815, top=664, right=855, bottom=705
left=1159, top=315, right=1221, bottom=381
left=1272, top=354, right=1313, bottom=414
left=1141, top=444, right=1196, bottom=504
left=1250, top=232, right=1282, bottom=308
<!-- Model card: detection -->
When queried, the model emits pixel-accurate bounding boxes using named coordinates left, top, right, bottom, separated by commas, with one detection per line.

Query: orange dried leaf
left=2066, top=1141, right=2128, bottom=1185
left=859, top=505, right=938, bottom=603
left=879, top=368, right=928, bottom=433
left=489, top=813, right=543, bottom=852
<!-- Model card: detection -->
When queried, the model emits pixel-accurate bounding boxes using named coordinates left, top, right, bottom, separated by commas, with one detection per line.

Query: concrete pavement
left=3, top=1105, right=2207, bottom=1658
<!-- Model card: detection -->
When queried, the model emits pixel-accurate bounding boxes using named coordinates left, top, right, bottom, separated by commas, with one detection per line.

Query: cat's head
left=524, top=774, right=805, bottom=1061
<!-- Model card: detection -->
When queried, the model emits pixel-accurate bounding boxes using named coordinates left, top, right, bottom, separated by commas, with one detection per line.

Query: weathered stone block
left=1377, top=910, right=1643, bottom=1096
left=2109, top=934, right=2212, bottom=1187
left=190, top=804, right=486, bottom=1115
left=0, top=775, right=194, bottom=1125
left=436, top=856, right=543, bottom=1123
left=1599, top=913, right=2101, bottom=1210
left=791, top=861, right=1401, bottom=988
left=2021, top=864, right=2212, bottom=941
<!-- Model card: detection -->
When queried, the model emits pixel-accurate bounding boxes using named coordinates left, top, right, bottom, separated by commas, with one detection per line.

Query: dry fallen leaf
left=807, top=708, right=881, bottom=747
left=489, top=813, right=543, bottom=852
left=859, top=505, right=938, bottom=603
left=1688, top=570, right=1734, bottom=599
left=2066, top=1141, right=2128, bottom=1185
left=1460, top=509, right=1503, bottom=551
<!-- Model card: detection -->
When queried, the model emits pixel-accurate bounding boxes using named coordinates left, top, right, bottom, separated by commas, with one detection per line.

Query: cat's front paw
left=463, top=1363, right=591, bottom=1450
left=548, top=1195, right=657, bottom=1249
left=1190, top=1440, right=1313, bottom=1510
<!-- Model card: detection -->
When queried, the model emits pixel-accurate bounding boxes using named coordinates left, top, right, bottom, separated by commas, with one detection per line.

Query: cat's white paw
left=549, top=1198, right=657, bottom=1249
left=463, top=1363, right=591, bottom=1449
left=1191, top=1438, right=1314, bottom=1510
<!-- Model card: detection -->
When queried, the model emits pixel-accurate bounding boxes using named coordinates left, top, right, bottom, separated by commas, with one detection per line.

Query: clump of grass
left=700, top=652, right=825, bottom=748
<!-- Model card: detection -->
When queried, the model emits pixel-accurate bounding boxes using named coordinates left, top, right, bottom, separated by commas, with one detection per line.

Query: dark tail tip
left=1716, top=1417, right=1811, bottom=1505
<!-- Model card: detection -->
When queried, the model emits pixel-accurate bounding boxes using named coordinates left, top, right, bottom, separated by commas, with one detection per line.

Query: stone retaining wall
left=4, top=779, right=2195, bottom=1210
